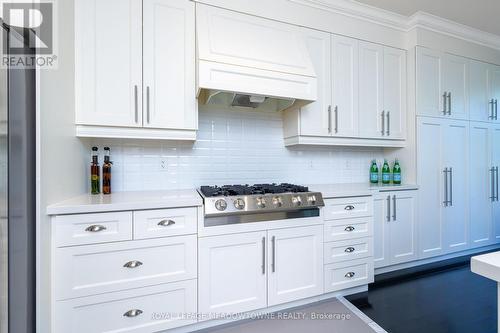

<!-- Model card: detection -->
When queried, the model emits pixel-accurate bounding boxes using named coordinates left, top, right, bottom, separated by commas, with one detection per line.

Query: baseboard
left=373, top=245, right=500, bottom=288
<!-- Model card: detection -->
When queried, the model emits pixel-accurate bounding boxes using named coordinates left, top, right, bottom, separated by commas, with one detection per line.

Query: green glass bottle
left=382, top=159, right=391, bottom=184
left=369, top=160, right=379, bottom=184
left=392, top=159, right=402, bottom=185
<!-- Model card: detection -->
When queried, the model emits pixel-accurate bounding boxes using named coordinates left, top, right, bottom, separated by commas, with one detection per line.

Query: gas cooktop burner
left=200, top=183, right=309, bottom=197
left=198, top=183, right=324, bottom=218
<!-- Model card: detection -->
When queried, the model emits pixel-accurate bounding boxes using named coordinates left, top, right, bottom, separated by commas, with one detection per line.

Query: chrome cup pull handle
left=345, top=272, right=355, bottom=278
left=345, top=247, right=355, bottom=253
left=123, top=260, right=143, bottom=269
left=344, top=226, right=355, bottom=232
left=123, top=309, right=143, bottom=318
left=344, top=205, right=355, bottom=211
left=85, top=225, right=106, bottom=232
left=158, top=219, right=175, bottom=227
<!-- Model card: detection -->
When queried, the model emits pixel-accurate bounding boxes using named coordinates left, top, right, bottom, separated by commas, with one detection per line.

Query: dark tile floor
left=347, top=264, right=497, bottom=333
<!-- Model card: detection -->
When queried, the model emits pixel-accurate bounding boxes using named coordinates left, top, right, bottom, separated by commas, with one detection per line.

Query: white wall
left=84, top=105, right=395, bottom=191
left=37, top=0, right=87, bottom=331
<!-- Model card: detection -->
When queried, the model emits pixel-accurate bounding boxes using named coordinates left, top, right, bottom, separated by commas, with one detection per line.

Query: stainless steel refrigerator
left=0, top=20, right=37, bottom=333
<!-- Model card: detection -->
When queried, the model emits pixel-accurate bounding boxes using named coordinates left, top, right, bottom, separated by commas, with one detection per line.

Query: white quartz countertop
left=46, top=189, right=202, bottom=215
left=309, top=183, right=418, bottom=198
left=471, top=251, right=500, bottom=282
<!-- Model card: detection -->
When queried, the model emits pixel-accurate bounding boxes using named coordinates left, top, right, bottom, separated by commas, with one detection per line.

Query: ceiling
left=354, top=0, right=500, bottom=36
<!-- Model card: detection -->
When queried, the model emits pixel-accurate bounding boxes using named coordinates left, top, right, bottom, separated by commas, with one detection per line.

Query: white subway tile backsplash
left=86, top=106, right=385, bottom=191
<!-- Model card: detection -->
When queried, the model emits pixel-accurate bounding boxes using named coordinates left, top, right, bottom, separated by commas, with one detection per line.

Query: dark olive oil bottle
left=90, top=147, right=100, bottom=194
left=102, top=147, right=112, bottom=194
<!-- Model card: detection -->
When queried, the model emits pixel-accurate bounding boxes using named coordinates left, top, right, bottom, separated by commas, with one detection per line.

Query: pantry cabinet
left=75, top=0, right=197, bottom=140
left=417, top=117, right=469, bottom=259
left=491, top=126, right=500, bottom=241
left=374, top=190, right=417, bottom=268
left=198, top=225, right=323, bottom=314
left=416, top=47, right=468, bottom=120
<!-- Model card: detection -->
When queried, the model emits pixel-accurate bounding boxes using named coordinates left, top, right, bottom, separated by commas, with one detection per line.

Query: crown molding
left=289, top=0, right=500, bottom=51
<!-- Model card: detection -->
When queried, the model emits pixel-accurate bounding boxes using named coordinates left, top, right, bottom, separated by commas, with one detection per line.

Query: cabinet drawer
left=323, top=197, right=373, bottom=220
left=55, top=236, right=197, bottom=300
left=133, top=207, right=197, bottom=240
left=55, top=280, right=197, bottom=333
left=54, top=212, right=132, bottom=247
left=324, top=237, right=373, bottom=264
left=324, top=217, right=372, bottom=242
left=324, top=258, right=374, bottom=292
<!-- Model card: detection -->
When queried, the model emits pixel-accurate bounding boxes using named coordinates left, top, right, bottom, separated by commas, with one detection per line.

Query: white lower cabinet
left=55, top=280, right=197, bottom=333
left=198, top=225, right=323, bottom=314
left=374, top=190, right=417, bottom=268
left=198, top=231, right=268, bottom=315
left=267, top=225, right=324, bottom=306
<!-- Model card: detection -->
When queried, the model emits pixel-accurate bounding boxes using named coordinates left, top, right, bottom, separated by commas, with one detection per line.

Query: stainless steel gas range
left=198, top=184, right=324, bottom=227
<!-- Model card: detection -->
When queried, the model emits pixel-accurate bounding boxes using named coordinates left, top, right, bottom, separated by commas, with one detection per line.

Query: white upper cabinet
left=358, top=41, right=384, bottom=139
left=298, top=30, right=332, bottom=137
left=383, top=47, right=407, bottom=139
left=417, top=47, right=469, bottom=120
left=470, top=60, right=491, bottom=122
left=489, top=66, right=500, bottom=122
left=75, top=0, right=197, bottom=140
left=143, top=0, right=197, bottom=130
left=331, top=35, right=359, bottom=137
left=75, top=0, right=142, bottom=128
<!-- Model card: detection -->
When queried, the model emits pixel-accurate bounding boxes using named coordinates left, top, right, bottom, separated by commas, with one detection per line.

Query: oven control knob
left=234, top=198, right=245, bottom=210
left=215, top=199, right=227, bottom=211
left=292, top=196, right=302, bottom=207
left=256, top=197, right=266, bottom=208
left=308, top=195, right=317, bottom=205
left=272, top=196, right=283, bottom=207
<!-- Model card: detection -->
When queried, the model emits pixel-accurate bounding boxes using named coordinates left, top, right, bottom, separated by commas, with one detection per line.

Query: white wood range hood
left=196, top=4, right=318, bottom=112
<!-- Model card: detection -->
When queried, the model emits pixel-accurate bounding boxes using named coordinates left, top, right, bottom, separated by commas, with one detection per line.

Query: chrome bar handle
left=386, top=111, right=390, bottom=136
left=85, top=225, right=106, bottom=232
left=449, top=167, right=453, bottom=206
left=123, top=309, right=143, bottom=318
left=271, top=236, right=276, bottom=273
left=334, top=105, right=338, bottom=134
left=381, top=110, right=385, bottom=136
left=262, top=237, right=266, bottom=275
left=146, top=86, right=150, bottom=124
left=392, top=195, right=397, bottom=221
left=386, top=195, right=391, bottom=222
left=490, top=99, right=495, bottom=119
left=495, top=99, right=498, bottom=120
left=134, top=85, right=138, bottom=123
left=496, top=166, right=499, bottom=201
left=442, top=92, right=448, bottom=115
left=443, top=168, right=448, bottom=207
left=491, top=167, right=496, bottom=202
left=123, top=260, right=143, bottom=268
left=447, top=92, right=452, bottom=115
left=328, top=105, right=332, bottom=134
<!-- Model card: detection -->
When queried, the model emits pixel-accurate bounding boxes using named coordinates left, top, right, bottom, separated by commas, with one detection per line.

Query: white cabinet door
left=417, top=117, right=445, bottom=258
left=469, top=60, right=491, bottom=122
left=267, top=225, right=323, bottom=306
left=198, top=232, right=267, bottom=314
left=75, top=0, right=142, bottom=127
left=417, top=47, right=443, bottom=118
left=443, top=54, right=469, bottom=120
left=331, top=35, right=358, bottom=137
left=491, top=125, right=500, bottom=241
left=383, top=47, right=407, bottom=140
left=490, top=65, right=500, bottom=123
left=373, top=195, right=389, bottom=268
left=389, top=192, right=418, bottom=265
left=143, top=0, right=197, bottom=130
left=358, top=41, right=384, bottom=138
left=299, top=29, right=332, bottom=137
left=469, top=122, right=493, bottom=248
left=442, top=120, right=469, bottom=253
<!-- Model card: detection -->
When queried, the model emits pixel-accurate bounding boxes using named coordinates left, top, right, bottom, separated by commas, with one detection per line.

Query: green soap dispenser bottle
left=393, top=159, right=402, bottom=185
left=382, top=159, right=391, bottom=184
left=370, top=160, right=379, bottom=184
